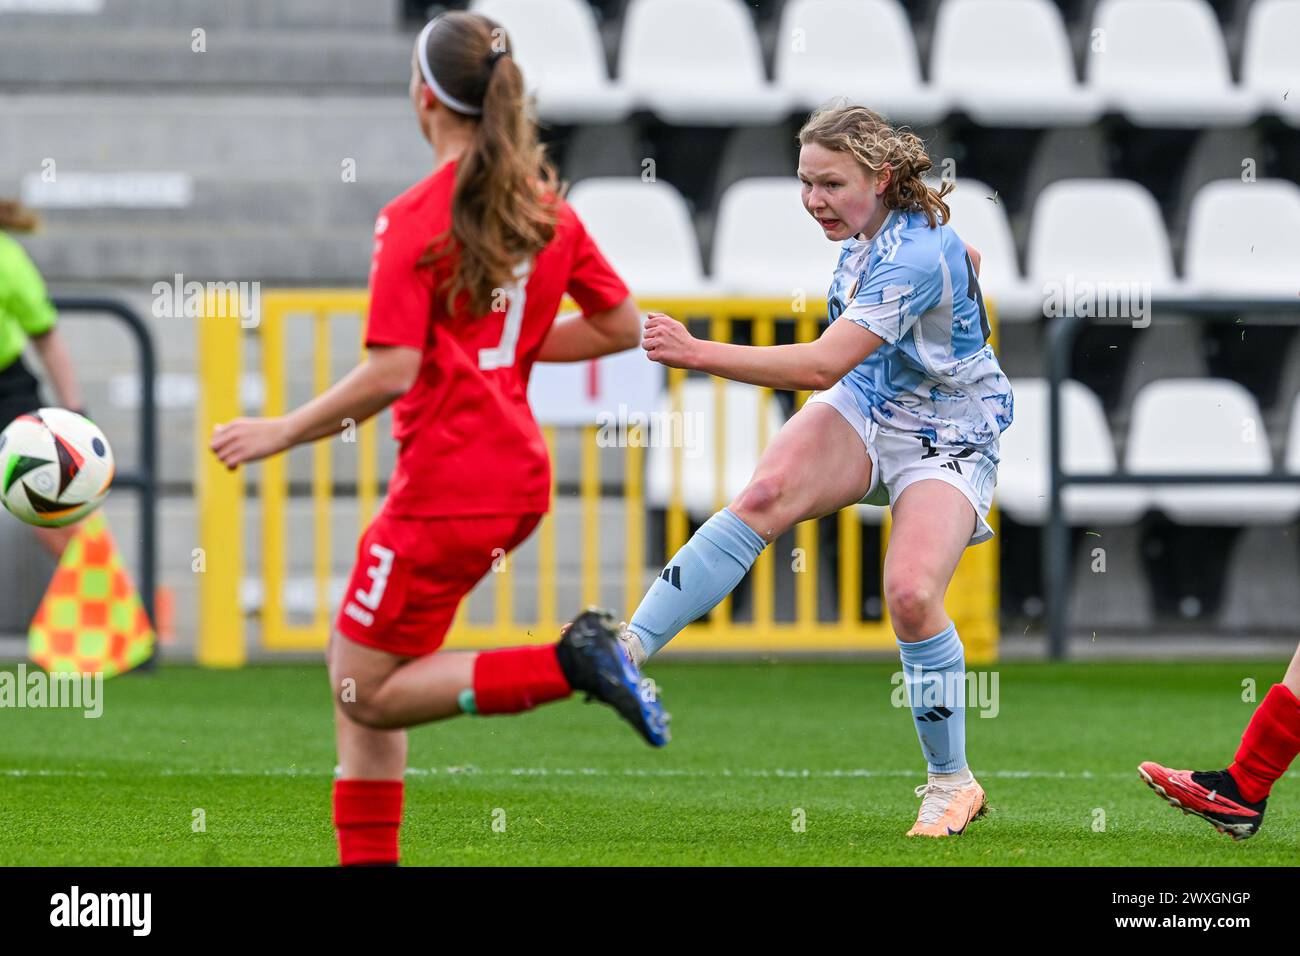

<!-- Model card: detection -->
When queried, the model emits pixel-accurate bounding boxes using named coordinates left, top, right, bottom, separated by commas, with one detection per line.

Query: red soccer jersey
left=364, top=160, right=628, bottom=517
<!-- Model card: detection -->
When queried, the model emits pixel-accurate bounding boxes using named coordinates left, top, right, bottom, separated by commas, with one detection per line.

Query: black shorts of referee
left=0, top=355, right=45, bottom=432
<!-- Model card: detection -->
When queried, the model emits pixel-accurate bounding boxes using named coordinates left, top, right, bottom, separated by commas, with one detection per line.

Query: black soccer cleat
left=556, top=607, right=670, bottom=747
left=1138, top=762, right=1267, bottom=841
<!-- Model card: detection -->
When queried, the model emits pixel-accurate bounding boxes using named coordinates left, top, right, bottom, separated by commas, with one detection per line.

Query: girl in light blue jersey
left=632, top=104, right=1014, bottom=837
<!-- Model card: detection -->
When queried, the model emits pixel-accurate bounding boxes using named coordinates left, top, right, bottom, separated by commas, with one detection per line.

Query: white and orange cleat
left=907, top=770, right=987, bottom=837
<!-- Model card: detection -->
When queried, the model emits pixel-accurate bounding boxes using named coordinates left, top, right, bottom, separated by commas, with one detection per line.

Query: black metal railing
left=51, top=296, right=158, bottom=661
left=1045, top=301, right=1300, bottom=659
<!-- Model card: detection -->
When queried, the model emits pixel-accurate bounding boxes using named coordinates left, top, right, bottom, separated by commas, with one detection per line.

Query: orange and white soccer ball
left=0, top=408, right=115, bottom=527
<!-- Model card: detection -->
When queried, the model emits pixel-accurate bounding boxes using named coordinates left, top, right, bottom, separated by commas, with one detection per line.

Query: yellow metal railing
left=197, top=292, right=1000, bottom=666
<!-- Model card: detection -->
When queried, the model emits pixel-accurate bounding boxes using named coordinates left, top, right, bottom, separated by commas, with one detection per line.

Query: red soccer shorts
left=334, top=510, right=543, bottom=658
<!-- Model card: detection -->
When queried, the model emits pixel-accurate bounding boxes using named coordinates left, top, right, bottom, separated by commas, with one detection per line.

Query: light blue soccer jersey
left=826, top=208, right=1014, bottom=448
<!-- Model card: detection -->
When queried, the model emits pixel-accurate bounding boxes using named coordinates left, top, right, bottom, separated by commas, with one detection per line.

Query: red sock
left=333, top=779, right=403, bottom=866
left=1228, top=683, right=1300, bottom=803
left=471, top=644, right=571, bottom=714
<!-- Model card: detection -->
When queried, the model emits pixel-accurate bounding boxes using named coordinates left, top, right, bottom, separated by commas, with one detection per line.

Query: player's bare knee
left=885, top=578, right=938, bottom=635
left=330, top=666, right=391, bottom=729
left=731, top=476, right=785, bottom=528
left=341, top=692, right=397, bottom=730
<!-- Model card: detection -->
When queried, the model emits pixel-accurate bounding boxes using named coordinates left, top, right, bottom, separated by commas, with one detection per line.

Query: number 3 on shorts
left=354, top=544, right=395, bottom=611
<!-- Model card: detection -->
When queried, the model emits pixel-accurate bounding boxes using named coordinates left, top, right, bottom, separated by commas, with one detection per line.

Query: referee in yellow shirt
left=0, top=199, right=86, bottom=558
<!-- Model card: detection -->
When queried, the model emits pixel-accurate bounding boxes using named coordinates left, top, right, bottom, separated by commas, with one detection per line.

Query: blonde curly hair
left=798, top=103, right=951, bottom=229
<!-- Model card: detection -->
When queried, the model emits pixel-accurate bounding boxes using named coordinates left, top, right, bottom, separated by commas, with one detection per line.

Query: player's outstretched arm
left=209, top=345, right=421, bottom=470
left=536, top=295, right=642, bottom=362
left=28, top=326, right=83, bottom=412
left=642, top=311, right=883, bottom=391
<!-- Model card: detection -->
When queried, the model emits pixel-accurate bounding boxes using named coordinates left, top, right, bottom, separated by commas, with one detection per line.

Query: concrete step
left=21, top=224, right=372, bottom=283
left=0, top=94, right=431, bottom=177
left=28, top=174, right=411, bottom=228
left=0, top=29, right=413, bottom=92
left=0, top=0, right=401, bottom=32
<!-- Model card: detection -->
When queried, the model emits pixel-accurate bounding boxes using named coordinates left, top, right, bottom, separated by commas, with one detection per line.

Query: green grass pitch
left=0, top=659, right=1295, bottom=865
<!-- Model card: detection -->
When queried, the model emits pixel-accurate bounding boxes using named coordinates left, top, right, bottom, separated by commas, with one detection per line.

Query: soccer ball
left=0, top=408, right=115, bottom=527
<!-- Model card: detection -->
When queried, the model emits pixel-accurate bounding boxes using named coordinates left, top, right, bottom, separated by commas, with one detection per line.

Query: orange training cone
left=28, top=511, right=155, bottom=675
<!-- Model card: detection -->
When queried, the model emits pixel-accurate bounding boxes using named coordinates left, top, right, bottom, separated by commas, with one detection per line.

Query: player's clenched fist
left=641, top=311, right=700, bottom=370
left=210, top=417, right=291, bottom=470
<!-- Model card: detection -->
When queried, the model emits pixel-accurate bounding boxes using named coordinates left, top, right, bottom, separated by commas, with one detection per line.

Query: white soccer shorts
left=806, top=380, right=998, bottom=547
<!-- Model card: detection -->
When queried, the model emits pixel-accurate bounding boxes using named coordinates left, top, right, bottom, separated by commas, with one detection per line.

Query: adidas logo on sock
left=660, top=565, right=682, bottom=590
left=917, top=706, right=953, bottom=723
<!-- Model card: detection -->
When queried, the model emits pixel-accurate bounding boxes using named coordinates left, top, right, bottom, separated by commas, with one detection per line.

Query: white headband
left=417, top=17, right=484, bottom=117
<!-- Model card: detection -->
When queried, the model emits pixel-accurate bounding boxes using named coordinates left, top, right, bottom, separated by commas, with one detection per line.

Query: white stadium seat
left=1125, top=379, right=1300, bottom=524
left=620, top=0, right=790, bottom=123
left=645, top=380, right=786, bottom=518
left=566, top=178, right=709, bottom=295
left=775, top=0, right=945, bottom=123
left=996, top=378, right=1149, bottom=524
left=1242, top=0, right=1300, bottom=126
left=710, top=178, right=842, bottom=297
left=1085, top=0, right=1257, bottom=127
left=930, top=0, right=1101, bottom=126
left=1027, top=179, right=1180, bottom=301
left=472, top=0, right=632, bottom=122
left=942, top=178, right=1040, bottom=320
left=1183, top=179, right=1300, bottom=299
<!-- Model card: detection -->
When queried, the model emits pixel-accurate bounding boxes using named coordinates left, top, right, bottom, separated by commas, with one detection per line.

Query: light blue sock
left=627, top=508, right=767, bottom=658
left=897, top=622, right=967, bottom=774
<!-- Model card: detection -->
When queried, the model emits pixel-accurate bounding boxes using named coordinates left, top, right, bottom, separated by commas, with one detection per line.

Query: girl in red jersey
left=209, top=11, right=668, bottom=866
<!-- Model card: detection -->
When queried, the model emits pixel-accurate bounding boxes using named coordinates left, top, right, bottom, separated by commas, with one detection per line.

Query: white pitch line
left=5, top=766, right=1294, bottom=782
